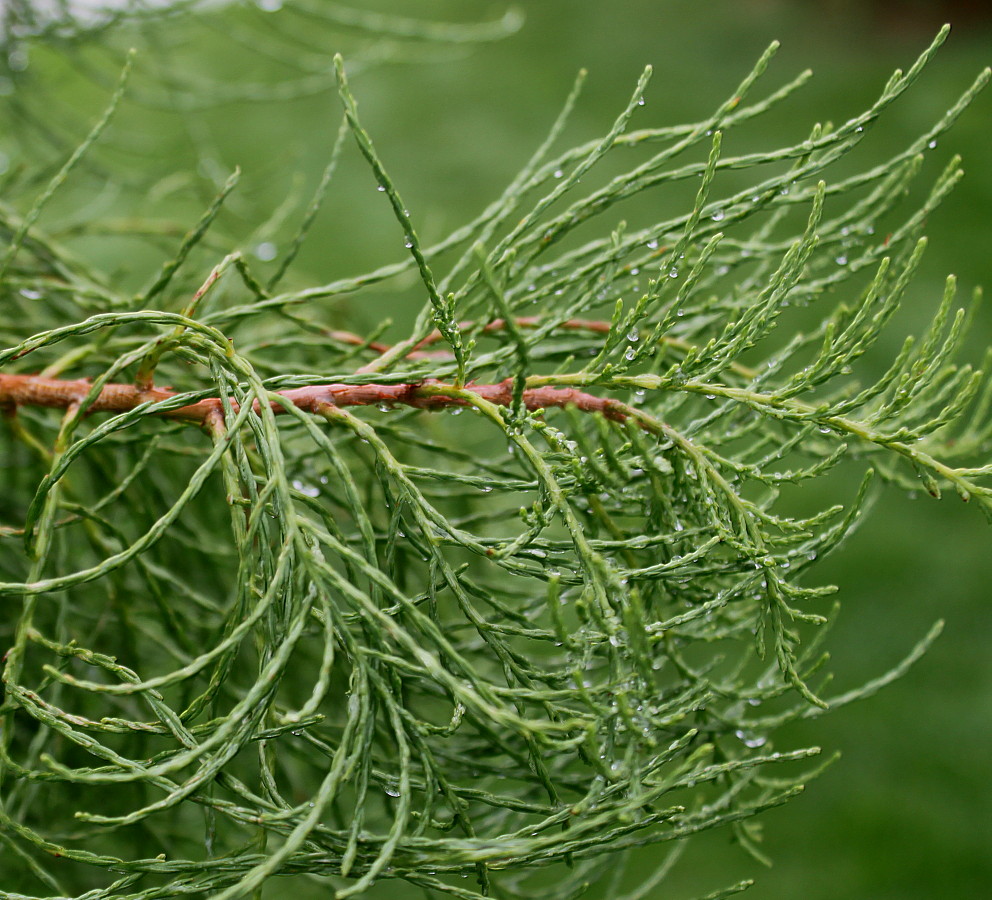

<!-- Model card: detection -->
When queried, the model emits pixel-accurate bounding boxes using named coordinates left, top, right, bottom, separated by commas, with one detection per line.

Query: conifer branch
left=0, top=9, right=989, bottom=900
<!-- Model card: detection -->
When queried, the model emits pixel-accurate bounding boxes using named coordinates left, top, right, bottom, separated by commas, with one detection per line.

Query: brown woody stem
left=0, top=372, right=630, bottom=425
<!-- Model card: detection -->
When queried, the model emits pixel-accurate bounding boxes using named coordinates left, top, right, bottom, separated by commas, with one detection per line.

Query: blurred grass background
left=3, top=1, right=990, bottom=897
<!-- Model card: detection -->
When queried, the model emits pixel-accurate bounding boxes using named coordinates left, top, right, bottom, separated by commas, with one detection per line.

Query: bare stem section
left=0, top=371, right=630, bottom=422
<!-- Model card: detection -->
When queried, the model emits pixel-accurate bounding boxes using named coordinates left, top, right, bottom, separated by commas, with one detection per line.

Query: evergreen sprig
left=0, top=9, right=989, bottom=900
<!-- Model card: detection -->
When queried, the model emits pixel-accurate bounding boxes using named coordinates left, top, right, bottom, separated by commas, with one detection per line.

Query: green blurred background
left=4, top=1, right=991, bottom=897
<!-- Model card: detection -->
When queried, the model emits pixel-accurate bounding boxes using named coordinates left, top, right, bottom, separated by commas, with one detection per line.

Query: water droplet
left=835, top=255, right=848, bottom=266
left=18, top=287, right=42, bottom=300
left=646, top=239, right=659, bottom=250
left=624, top=347, right=636, bottom=361
left=735, top=729, right=767, bottom=748
left=403, top=235, right=414, bottom=248
left=637, top=97, right=646, bottom=106
left=291, top=479, right=320, bottom=498
left=254, top=241, right=277, bottom=261
left=928, top=139, right=938, bottom=149
left=553, top=169, right=564, bottom=179
left=668, top=268, right=679, bottom=278
left=376, top=184, right=386, bottom=192
left=711, top=209, right=725, bottom=222
left=626, top=328, right=640, bottom=342
left=855, top=125, right=864, bottom=133
left=256, top=0, right=283, bottom=9
left=7, top=47, right=28, bottom=72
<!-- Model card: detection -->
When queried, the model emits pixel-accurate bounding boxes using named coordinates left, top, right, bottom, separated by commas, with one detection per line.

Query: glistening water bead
left=254, top=242, right=277, bottom=261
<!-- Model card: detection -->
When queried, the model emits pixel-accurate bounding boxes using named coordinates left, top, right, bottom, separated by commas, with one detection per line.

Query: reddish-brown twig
left=409, top=317, right=757, bottom=379
left=302, top=317, right=609, bottom=362
left=0, top=372, right=630, bottom=425
left=409, top=316, right=609, bottom=353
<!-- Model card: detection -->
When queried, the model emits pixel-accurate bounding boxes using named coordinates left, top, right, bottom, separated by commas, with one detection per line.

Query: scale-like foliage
left=0, top=6, right=989, bottom=899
